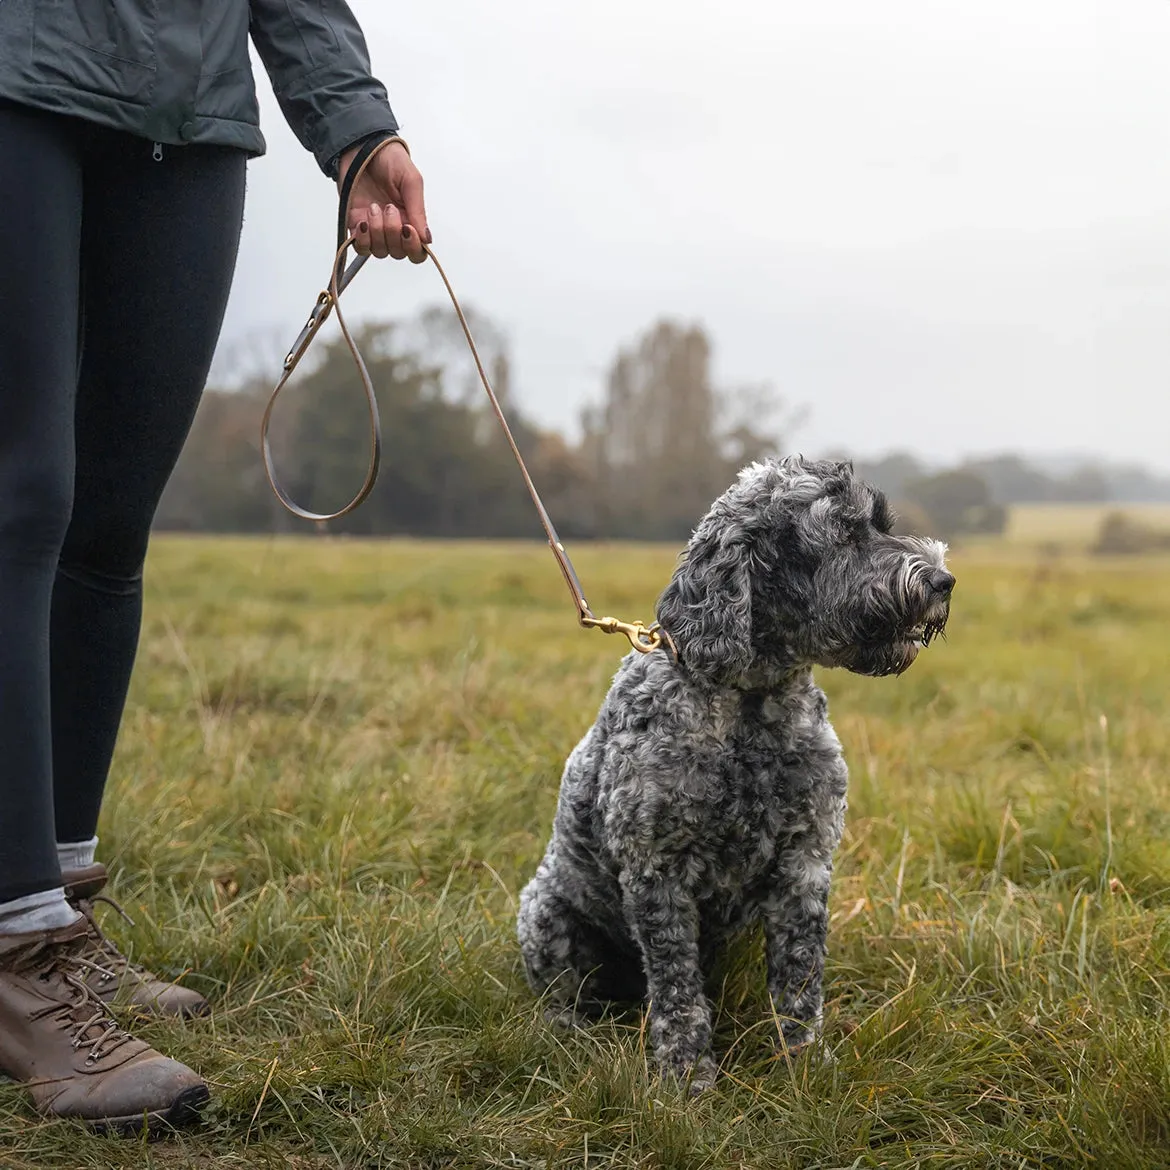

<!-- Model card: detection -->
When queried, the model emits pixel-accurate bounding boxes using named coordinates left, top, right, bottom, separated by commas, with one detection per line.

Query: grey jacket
left=0, top=0, right=399, bottom=175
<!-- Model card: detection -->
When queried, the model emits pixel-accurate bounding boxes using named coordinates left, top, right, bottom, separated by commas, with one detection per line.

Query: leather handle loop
left=260, top=136, right=406, bottom=523
left=260, top=232, right=381, bottom=523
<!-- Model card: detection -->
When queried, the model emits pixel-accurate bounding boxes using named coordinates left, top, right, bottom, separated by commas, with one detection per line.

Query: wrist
left=332, top=133, right=409, bottom=184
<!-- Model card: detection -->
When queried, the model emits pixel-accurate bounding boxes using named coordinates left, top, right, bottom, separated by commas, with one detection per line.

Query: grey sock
left=57, top=836, right=99, bottom=873
left=0, top=887, right=82, bottom=936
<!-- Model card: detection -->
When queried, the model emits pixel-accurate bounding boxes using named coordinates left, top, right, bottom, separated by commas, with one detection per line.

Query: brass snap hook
left=581, top=615, right=666, bottom=655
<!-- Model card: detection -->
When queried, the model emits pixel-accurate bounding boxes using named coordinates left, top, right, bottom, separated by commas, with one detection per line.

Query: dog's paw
left=687, top=1055, right=719, bottom=1094
left=658, top=1052, right=718, bottom=1094
left=776, top=1032, right=834, bottom=1068
left=542, top=1005, right=593, bottom=1030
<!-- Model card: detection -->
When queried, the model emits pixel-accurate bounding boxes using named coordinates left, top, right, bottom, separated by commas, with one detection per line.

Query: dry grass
left=1004, top=503, right=1170, bottom=550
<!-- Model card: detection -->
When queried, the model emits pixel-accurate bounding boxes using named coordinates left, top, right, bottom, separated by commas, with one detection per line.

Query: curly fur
left=517, top=455, right=954, bottom=1087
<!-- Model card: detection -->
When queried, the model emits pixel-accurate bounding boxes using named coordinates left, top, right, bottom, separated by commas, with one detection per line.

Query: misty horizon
left=213, top=0, right=1170, bottom=474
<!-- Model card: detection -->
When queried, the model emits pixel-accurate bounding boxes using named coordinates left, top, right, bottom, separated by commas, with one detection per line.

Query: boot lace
left=15, top=938, right=136, bottom=1065
left=75, top=895, right=150, bottom=987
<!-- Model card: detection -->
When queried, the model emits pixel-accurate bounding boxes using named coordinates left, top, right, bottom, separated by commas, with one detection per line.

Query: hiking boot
left=61, top=864, right=209, bottom=1019
left=0, top=917, right=209, bottom=1133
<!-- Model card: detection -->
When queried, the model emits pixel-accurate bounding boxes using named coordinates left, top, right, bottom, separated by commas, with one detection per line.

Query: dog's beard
left=805, top=563, right=951, bottom=678
left=838, top=598, right=950, bottom=677
left=840, top=638, right=920, bottom=677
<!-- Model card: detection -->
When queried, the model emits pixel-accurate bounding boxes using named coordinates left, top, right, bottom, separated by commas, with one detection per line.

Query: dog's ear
left=655, top=526, right=752, bottom=683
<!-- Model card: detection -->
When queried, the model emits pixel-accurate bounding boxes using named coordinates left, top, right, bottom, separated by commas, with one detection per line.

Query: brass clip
left=580, top=614, right=664, bottom=654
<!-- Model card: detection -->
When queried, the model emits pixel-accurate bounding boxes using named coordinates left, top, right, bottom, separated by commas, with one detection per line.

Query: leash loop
left=262, top=137, right=668, bottom=656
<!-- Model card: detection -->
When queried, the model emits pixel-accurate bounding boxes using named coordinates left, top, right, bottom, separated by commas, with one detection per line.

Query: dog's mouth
left=854, top=608, right=949, bottom=677
left=819, top=594, right=953, bottom=679
left=904, top=614, right=948, bottom=650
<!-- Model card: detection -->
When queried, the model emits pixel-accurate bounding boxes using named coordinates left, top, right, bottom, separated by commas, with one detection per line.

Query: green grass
left=2, top=536, right=1170, bottom=1169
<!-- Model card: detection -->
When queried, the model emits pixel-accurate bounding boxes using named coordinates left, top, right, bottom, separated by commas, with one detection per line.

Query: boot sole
left=87, top=1082, right=211, bottom=1137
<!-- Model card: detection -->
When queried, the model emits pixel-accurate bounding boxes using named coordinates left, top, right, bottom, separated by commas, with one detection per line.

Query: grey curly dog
left=517, top=455, right=954, bottom=1088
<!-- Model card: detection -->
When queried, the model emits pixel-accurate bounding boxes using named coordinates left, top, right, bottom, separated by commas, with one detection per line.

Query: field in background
left=1, top=536, right=1169, bottom=1168
left=1003, top=502, right=1170, bottom=549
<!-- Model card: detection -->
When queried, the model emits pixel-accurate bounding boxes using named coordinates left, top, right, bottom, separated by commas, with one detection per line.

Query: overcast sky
left=217, top=0, right=1170, bottom=473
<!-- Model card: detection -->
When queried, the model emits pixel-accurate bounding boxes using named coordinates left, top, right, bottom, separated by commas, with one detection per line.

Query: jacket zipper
left=152, top=142, right=163, bottom=162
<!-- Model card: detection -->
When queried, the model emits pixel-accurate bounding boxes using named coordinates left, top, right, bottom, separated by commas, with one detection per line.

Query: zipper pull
left=152, top=142, right=163, bottom=162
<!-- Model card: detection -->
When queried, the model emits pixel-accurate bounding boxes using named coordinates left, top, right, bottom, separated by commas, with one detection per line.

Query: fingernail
left=358, top=221, right=369, bottom=234
left=402, top=226, right=412, bottom=241
left=369, top=203, right=381, bottom=216
left=424, top=228, right=433, bottom=245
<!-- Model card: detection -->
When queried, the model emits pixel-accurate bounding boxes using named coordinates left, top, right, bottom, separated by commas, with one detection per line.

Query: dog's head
left=655, top=456, right=953, bottom=684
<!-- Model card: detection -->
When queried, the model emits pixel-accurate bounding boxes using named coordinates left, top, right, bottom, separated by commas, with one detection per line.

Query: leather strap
left=261, top=138, right=671, bottom=656
left=335, top=133, right=404, bottom=262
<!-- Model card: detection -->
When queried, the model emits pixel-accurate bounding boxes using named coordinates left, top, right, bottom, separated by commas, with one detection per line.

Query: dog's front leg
left=620, top=871, right=716, bottom=1090
left=761, top=850, right=832, bottom=1054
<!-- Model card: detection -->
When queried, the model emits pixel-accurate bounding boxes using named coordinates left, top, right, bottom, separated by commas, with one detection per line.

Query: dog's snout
left=927, top=569, right=955, bottom=597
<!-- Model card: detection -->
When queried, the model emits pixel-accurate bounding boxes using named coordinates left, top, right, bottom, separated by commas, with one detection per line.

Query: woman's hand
left=337, top=139, right=430, bottom=263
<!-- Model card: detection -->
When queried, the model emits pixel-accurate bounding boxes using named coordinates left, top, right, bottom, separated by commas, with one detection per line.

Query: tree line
left=158, top=307, right=1170, bottom=543
left=158, top=311, right=784, bottom=541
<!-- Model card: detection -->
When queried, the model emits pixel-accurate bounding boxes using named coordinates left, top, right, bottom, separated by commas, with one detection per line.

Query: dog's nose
left=928, top=569, right=955, bottom=597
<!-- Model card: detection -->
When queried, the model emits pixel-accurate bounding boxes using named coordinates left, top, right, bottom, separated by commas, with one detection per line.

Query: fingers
left=365, top=202, right=406, bottom=260
left=348, top=205, right=426, bottom=262
left=345, top=203, right=404, bottom=259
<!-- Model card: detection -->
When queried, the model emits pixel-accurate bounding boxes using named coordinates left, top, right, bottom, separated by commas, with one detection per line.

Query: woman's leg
left=51, top=132, right=247, bottom=846
left=0, top=105, right=83, bottom=908
left=0, top=113, right=232, bottom=1132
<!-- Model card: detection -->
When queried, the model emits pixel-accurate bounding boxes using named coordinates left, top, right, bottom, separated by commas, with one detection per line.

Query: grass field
left=1003, top=504, right=1170, bottom=549
left=2, top=535, right=1169, bottom=1169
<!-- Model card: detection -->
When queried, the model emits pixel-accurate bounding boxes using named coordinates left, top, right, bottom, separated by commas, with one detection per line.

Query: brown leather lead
left=262, top=137, right=672, bottom=657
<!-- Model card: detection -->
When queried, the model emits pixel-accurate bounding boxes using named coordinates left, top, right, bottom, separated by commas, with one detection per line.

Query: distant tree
left=1103, top=465, right=1170, bottom=503
left=525, top=432, right=598, bottom=540
left=887, top=499, right=935, bottom=538
left=719, top=382, right=801, bottom=469
left=159, top=310, right=566, bottom=538
left=960, top=455, right=1055, bottom=504
left=903, top=469, right=1005, bottom=540
left=1092, top=512, right=1170, bottom=556
left=1050, top=466, right=1109, bottom=503
left=849, top=452, right=929, bottom=501
left=205, top=326, right=292, bottom=393
left=156, top=380, right=282, bottom=532
left=280, top=319, right=553, bottom=537
left=960, top=454, right=1111, bottom=505
left=585, top=319, right=792, bottom=539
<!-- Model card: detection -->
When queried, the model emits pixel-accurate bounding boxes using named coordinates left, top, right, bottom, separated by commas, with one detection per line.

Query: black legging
left=0, top=103, right=246, bottom=903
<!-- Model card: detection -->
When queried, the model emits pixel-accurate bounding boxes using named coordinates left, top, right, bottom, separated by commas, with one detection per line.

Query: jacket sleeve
left=249, top=0, right=400, bottom=176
